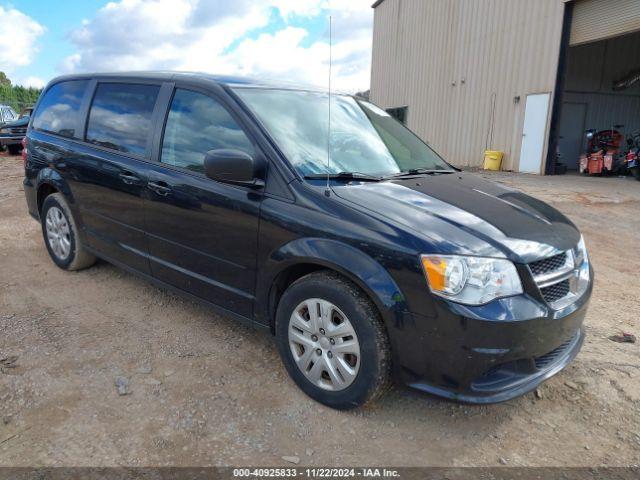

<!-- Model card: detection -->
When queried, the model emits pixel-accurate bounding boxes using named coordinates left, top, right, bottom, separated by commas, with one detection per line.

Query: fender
left=256, top=237, right=411, bottom=333
left=35, top=167, right=74, bottom=206
left=32, top=167, right=86, bottom=232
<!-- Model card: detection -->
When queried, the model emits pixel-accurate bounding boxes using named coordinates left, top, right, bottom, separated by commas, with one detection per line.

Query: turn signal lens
left=420, top=254, right=523, bottom=305
left=421, top=256, right=467, bottom=294
left=421, top=256, right=446, bottom=291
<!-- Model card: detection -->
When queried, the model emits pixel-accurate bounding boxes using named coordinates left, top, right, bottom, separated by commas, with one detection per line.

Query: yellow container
left=483, top=150, right=504, bottom=171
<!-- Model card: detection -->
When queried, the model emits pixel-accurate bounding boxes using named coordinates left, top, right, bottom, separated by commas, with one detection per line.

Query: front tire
left=41, top=193, right=96, bottom=271
left=275, top=271, right=391, bottom=409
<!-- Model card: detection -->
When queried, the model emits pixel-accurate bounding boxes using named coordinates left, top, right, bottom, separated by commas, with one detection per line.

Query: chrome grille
left=29, top=151, right=46, bottom=163
left=528, top=251, right=576, bottom=308
left=9, top=127, right=26, bottom=135
left=529, top=252, right=567, bottom=276
left=540, top=279, right=570, bottom=304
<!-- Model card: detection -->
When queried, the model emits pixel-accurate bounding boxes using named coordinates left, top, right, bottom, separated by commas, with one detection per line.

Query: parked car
left=0, top=106, right=32, bottom=155
left=23, top=73, right=593, bottom=409
left=0, top=104, right=18, bottom=124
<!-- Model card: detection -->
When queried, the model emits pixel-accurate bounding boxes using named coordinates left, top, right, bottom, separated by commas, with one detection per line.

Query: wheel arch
left=258, top=238, right=409, bottom=334
left=35, top=168, right=75, bottom=215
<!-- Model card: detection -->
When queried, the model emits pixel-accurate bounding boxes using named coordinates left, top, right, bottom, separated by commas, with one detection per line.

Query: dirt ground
left=1, top=152, right=639, bottom=467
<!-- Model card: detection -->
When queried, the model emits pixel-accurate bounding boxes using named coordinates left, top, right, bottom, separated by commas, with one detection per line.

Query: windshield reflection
left=234, top=88, right=452, bottom=178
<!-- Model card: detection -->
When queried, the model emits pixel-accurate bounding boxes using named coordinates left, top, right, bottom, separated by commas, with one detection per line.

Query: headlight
left=420, top=255, right=523, bottom=305
left=574, top=235, right=588, bottom=266
left=0, top=128, right=8, bottom=134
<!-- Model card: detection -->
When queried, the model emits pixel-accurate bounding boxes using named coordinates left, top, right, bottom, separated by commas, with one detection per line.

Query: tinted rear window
left=86, top=83, right=160, bottom=155
left=32, top=80, right=88, bottom=138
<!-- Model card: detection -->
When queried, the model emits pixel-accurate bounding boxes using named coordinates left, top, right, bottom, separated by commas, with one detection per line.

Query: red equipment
left=588, top=151, right=604, bottom=175
left=582, top=129, right=624, bottom=175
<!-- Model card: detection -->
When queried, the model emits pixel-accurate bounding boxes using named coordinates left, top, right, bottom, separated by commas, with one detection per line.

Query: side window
left=86, top=83, right=160, bottom=155
left=161, top=89, right=254, bottom=173
left=31, top=80, right=88, bottom=138
left=385, top=106, right=408, bottom=125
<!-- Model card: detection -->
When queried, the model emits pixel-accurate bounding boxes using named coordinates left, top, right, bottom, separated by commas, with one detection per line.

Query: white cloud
left=16, top=76, right=46, bottom=89
left=270, top=0, right=325, bottom=20
left=0, top=6, right=45, bottom=74
left=217, top=24, right=372, bottom=91
left=61, top=0, right=270, bottom=72
left=61, top=0, right=374, bottom=91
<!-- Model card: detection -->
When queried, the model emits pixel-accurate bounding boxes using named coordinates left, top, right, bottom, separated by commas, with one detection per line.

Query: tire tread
left=283, top=270, right=392, bottom=408
left=42, top=193, right=96, bottom=271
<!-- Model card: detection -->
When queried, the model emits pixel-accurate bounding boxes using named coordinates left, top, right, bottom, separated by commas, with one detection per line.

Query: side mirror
left=203, top=149, right=263, bottom=189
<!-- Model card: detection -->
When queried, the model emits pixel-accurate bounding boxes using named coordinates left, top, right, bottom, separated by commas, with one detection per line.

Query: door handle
left=119, top=171, right=141, bottom=185
left=147, top=181, right=172, bottom=196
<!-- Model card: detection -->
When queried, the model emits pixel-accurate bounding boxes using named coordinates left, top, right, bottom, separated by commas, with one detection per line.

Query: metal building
left=370, top=0, right=640, bottom=174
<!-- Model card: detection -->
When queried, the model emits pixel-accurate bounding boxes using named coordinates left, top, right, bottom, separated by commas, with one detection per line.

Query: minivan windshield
left=234, top=88, right=452, bottom=178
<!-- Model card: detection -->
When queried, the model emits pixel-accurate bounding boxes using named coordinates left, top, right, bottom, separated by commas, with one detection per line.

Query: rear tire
left=275, top=271, right=391, bottom=410
left=41, top=193, right=96, bottom=271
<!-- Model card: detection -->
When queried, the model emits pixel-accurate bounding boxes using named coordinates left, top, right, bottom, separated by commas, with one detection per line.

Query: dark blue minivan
left=23, top=72, right=593, bottom=409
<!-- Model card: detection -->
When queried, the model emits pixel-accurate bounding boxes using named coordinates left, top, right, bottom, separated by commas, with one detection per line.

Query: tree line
left=0, top=72, right=42, bottom=112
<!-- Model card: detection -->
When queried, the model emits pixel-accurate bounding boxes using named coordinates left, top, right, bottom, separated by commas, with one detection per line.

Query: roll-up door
left=570, top=0, right=640, bottom=46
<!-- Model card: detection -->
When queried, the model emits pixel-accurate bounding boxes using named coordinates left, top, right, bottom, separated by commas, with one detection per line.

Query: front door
left=143, top=88, right=263, bottom=317
left=519, top=93, right=551, bottom=174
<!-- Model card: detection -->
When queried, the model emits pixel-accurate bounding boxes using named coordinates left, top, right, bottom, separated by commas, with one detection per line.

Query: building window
left=386, top=106, right=408, bottom=125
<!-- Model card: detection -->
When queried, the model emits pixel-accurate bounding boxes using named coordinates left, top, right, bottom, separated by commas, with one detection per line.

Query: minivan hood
left=332, top=173, right=580, bottom=263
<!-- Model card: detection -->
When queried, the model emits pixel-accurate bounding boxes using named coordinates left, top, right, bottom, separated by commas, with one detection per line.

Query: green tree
left=0, top=72, right=11, bottom=87
left=0, top=72, right=42, bottom=112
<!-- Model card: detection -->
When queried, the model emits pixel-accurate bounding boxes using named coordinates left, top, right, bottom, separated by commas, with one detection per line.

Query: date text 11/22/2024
left=232, top=468, right=401, bottom=478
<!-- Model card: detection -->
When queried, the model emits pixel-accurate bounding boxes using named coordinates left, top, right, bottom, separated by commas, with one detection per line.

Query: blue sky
left=0, top=0, right=373, bottom=91
left=6, top=0, right=108, bottom=85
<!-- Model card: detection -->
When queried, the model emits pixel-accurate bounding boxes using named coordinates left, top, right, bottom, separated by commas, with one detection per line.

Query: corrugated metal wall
left=370, top=0, right=567, bottom=171
left=570, top=0, right=640, bottom=46
left=564, top=92, right=640, bottom=133
left=562, top=30, right=640, bottom=153
left=565, top=30, right=640, bottom=96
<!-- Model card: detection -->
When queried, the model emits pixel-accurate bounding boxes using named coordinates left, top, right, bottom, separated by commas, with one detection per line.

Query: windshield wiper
left=385, top=168, right=455, bottom=179
left=304, top=172, right=383, bottom=182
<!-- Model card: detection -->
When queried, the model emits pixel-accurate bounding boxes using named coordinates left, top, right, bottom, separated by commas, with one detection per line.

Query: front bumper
left=394, top=270, right=592, bottom=404
left=408, top=326, right=585, bottom=403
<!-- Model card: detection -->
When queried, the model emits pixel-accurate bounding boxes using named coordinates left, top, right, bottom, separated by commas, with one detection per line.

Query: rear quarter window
left=86, top=83, right=160, bottom=156
left=32, top=80, right=89, bottom=138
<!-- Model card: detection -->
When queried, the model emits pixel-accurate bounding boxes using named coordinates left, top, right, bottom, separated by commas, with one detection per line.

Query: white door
left=519, top=93, right=550, bottom=174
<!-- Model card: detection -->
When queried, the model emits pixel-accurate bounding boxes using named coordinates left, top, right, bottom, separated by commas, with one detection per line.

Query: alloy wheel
left=45, top=206, right=71, bottom=260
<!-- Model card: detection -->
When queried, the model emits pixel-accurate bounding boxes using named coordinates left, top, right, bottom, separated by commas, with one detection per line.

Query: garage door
left=570, top=0, right=640, bottom=46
